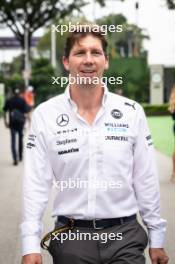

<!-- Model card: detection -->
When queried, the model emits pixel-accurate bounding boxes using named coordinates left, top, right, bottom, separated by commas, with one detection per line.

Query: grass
left=147, top=116, right=174, bottom=157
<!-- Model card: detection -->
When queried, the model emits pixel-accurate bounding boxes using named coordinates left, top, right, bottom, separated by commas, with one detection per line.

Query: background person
left=168, top=84, right=175, bottom=181
left=22, top=85, right=35, bottom=127
left=3, top=88, right=29, bottom=165
left=22, top=85, right=35, bottom=111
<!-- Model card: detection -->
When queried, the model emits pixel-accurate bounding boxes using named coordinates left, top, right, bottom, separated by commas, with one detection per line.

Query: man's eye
left=75, top=52, right=84, bottom=56
left=92, top=51, right=102, bottom=55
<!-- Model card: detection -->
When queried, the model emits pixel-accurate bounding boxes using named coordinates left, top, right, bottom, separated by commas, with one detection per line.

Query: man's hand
left=21, top=253, right=42, bottom=264
left=149, top=248, right=169, bottom=264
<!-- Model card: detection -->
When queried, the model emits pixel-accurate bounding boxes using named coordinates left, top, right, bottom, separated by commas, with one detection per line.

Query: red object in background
left=22, top=86, right=35, bottom=108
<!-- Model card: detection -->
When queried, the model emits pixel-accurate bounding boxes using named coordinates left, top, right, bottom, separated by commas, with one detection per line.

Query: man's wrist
left=148, top=228, right=166, bottom=248
left=22, top=235, right=41, bottom=256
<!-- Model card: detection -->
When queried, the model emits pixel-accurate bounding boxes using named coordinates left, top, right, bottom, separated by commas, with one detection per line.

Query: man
left=21, top=25, right=168, bottom=264
left=3, top=88, right=29, bottom=165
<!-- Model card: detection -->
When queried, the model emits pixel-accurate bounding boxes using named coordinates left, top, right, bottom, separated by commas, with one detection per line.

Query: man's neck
left=70, top=84, right=104, bottom=111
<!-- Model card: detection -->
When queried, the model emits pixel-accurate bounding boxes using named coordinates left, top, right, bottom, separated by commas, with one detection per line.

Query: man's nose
left=84, top=53, right=94, bottom=64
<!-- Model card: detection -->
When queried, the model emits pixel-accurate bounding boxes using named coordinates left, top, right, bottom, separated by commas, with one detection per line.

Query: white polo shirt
left=20, top=85, right=166, bottom=255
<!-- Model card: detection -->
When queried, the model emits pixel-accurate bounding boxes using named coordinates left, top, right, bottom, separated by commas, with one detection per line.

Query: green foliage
left=142, top=104, right=169, bottom=116
left=10, top=55, right=23, bottom=74
left=0, top=77, right=5, bottom=116
left=0, top=94, right=4, bottom=116
left=1, top=56, right=65, bottom=104
left=31, top=58, right=64, bottom=104
left=5, top=73, right=24, bottom=93
left=96, top=14, right=126, bottom=57
left=97, top=14, right=149, bottom=58
left=105, top=57, right=149, bottom=102
left=0, top=74, right=4, bottom=83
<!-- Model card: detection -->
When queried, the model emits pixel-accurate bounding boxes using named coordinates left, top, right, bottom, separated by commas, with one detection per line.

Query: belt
left=57, top=214, right=136, bottom=230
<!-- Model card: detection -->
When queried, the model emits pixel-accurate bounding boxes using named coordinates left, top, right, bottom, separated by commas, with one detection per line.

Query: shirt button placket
left=87, top=128, right=97, bottom=218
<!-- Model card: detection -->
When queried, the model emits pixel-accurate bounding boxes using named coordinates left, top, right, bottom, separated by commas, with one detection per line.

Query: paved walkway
left=0, top=119, right=175, bottom=264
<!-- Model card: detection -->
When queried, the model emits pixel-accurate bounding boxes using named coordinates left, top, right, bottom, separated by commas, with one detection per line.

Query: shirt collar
left=64, top=83, right=108, bottom=110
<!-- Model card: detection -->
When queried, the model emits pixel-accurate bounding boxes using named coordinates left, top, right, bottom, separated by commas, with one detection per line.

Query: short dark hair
left=64, top=24, right=108, bottom=58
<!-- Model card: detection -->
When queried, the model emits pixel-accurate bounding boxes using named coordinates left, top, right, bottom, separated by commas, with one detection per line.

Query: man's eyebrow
left=91, top=48, right=103, bottom=52
left=73, top=47, right=103, bottom=53
left=73, top=49, right=85, bottom=53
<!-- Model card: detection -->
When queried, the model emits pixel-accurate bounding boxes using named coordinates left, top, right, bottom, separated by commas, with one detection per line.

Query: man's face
left=63, top=35, right=109, bottom=86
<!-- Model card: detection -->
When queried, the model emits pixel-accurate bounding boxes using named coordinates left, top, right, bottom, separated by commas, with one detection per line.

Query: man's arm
left=20, top=108, right=53, bottom=263
left=133, top=105, right=168, bottom=264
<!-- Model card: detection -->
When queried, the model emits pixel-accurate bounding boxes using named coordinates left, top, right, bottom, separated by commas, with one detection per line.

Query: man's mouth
left=80, top=70, right=96, bottom=76
left=80, top=70, right=96, bottom=73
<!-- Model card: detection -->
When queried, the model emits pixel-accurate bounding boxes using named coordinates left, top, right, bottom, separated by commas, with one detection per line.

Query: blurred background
left=1, top=0, right=175, bottom=154
left=0, top=0, right=175, bottom=263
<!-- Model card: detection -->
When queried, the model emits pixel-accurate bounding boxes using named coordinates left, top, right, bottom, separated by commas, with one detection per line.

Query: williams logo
left=111, top=109, right=123, bottom=119
left=56, top=114, right=69, bottom=127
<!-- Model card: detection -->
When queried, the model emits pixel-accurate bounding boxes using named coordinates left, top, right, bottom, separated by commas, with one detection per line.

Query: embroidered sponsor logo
left=106, top=127, right=127, bottom=133
left=26, top=142, right=36, bottom=149
left=56, top=128, right=78, bottom=135
left=26, top=134, right=36, bottom=148
left=28, top=134, right=36, bottom=141
left=58, top=147, right=79, bottom=155
left=56, top=114, right=69, bottom=127
left=111, top=109, right=123, bottom=119
left=146, top=135, right=151, bottom=141
left=104, top=123, right=129, bottom=128
left=56, top=138, right=77, bottom=145
left=124, top=102, right=136, bottom=110
left=146, top=134, right=153, bottom=146
left=105, top=136, right=128, bottom=141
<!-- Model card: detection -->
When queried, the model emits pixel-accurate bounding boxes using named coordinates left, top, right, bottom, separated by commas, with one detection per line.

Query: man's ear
left=62, top=56, right=69, bottom=71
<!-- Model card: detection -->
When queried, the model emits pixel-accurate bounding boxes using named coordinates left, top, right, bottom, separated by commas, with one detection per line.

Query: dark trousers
left=10, top=128, right=23, bottom=162
left=48, top=219, right=148, bottom=264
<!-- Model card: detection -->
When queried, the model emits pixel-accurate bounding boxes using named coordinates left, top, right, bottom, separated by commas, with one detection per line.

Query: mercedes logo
left=56, top=114, right=69, bottom=127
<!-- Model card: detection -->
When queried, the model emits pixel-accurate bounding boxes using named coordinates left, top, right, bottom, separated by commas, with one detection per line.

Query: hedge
left=142, top=103, right=169, bottom=116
